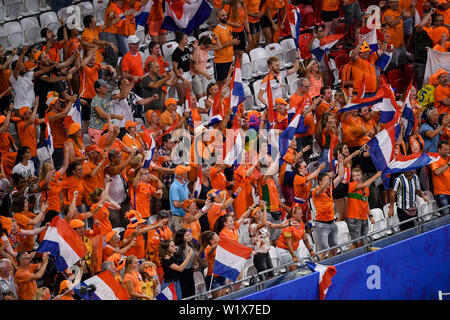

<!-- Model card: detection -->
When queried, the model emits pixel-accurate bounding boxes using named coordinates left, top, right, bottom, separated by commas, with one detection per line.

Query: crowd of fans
left=0, top=0, right=449, bottom=300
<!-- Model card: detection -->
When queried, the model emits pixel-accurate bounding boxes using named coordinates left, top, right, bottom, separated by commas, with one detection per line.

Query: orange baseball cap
left=105, top=230, right=118, bottom=243
left=165, top=97, right=178, bottom=107
left=19, top=106, right=30, bottom=117
left=68, top=123, right=82, bottom=135
left=34, top=50, right=43, bottom=62
left=274, top=98, right=288, bottom=105
left=182, top=199, right=195, bottom=211
left=59, top=280, right=71, bottom=293
left=69, top=219, right=85, bottom=229
left=125, top=120, right=139, bottom=129
left=174, top=165, right=191, bottom=175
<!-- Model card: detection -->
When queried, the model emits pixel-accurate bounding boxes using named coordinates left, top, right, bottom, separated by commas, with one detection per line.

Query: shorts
left=192, top=74, right=210, bottom=95
left=322, top=10, right=339, bottom=22
left=267, top=211, right=282, bottom=241
left=346, top=218, right=369, bottom=241
left=342, top=1, right=362, bottom=25
left=205, top=275, right=226, bottom=290
left=232, top=31, right=247, bottom=52
left=249, top=22, right=262, bottom=35
left=214, top=61, right=232, bottom=82
left=332, top=182, right=349, bottom=199
left=260, top=15, right=278, bottom=29
left=81, top=98, right=92, bottom=121
left=315, top=220, right=338, bottom=252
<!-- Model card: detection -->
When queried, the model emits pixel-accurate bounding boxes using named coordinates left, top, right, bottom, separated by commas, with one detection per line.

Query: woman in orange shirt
left=199, top=231, right=226, bottom=298
left=65, top=123, right=88, bottom=164
left=124, top=255, right=153, bottom=300
left=214, top=209, right=252, bottom=241
left=245, top=0, right=262, bottom=52
left=223, top=0, right=250, bottom=66
left=89, top=184, right=121, bottom=236
left=60, top=161, right=85, bottom=210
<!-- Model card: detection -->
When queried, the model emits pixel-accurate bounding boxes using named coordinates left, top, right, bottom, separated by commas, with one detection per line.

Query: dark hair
left=198, top=35, right=212, bottom=46
left=158, top=239, right=173, bottom=259
left=157, top=209, right=171, bottom=220
left=199, top=231, right=216, bottom=253
left=148, top=41, right=159, bottom=53
left=11, top=173, right=24, bottom=186
left=332, top=142, right=347, bottom=159
left=67, top=161, right=82, bottom=177
left=162, top=134, right=172, bottom=145
left=174, top=228, right=194, bottom=259
left=40, top=28, right=49, bottom=39
left=317, top=172, right=328, bottom=183
left=57, top=26, right=68, bottom=42
left=175, top=31, right=187, bottom=44
left=206, top=82, right=217, bottom=98
left=11, top=195, right=26, bottom=213
left=213, top=214, right=232, bottom=234
left=320, top=86, right=331, bottom=96
left=14, top=146, right=31, bottom=165
left=438, top=140, right=449, bottom=150
left=83, top=15, right=94, bottom=28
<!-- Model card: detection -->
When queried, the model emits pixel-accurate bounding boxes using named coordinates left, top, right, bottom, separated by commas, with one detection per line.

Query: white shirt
left=259, top=70, right=287, bottom=104
left=392, top=174, right=421, bottom=210
left=10, top=71, right=35, bottom=110
left=12, top=161, right=35, bottom=180
left=111, top=98, right=134, bottom=127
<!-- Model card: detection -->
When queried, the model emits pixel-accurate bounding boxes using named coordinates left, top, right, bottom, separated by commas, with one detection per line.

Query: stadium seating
left=77, top=1, right=94, bottom=22
left=39, top=11, right=60, bottom=35
left=20, top=16, right=41, bottom=45
left=280, top=38, right=297, bottom=68
left=336, top=220, right=351, bottom=251
left=93, top=0, right=108, bottom=25
left=23, top=0, right=40, bottom=15
left=251, top=79, right=265, bottom=109
left=265, top=42, right=284, bottom=67
left=369, top=208, right=388, bottom=239
left=3, top=21, right=23, bottom=50
left=39, top=0, right=51, bottom=11
left=384, top=203, right=400, bottom=235
left=4, top=0, right=24, bottom=20
left=243, top=83, right=254, bottom=110
left=334, top=53, right=350, bottom=70
left=417, top=196, right=438, bottom=221
left=0, top=1, right=6, bottom=22
left=241, top=52, right=253, bottom=81
left=0, top=25, right=10, bottom=52
left=161, top=41, right=177, bottom=67
left=249, top=47, right=269, bottom=77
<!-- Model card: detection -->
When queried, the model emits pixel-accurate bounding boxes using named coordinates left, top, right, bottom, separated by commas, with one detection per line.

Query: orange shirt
left=39, top=171, right=62, bottom=213
left=183, top=217, right=201, bottom=244
left=130, top=181, right=156, bottom=218
left=233, top=164, right=254, bottom=218
left=210, top=166, right=228, bottom=191
left=15, top=264, right=39, bottom=300
left=81, top=26, right=103, bottom=64
left=289, top=92, right=315, bottom=137
left=47, top=110, right=68, bottom=148
left=68, top=138, right=85, bottom=160
left=207, top=203, right=228, bottom=230
left=17, top=119, right=39, bottom=157
left=276, top=221, right=305, bottom=251
left=293, top=175, right=311, bottom=204
left=205, top=245, right=217, bottom=277
left=149, top=0, right=164, bottom=20
left=80, top=64, right=100, bottom=99
left=43, top=41, right=65, bottom=63
left=104, top=3, right=123, bottom=34
left=92, top=202, right=112, bottom=236
left=0, top=68, right=11, bottom=95
left=347, top=181, right=370, bottom=220
left=60, top=175, right=84, bottom=207
left=223, top=4, right=246, bottom=33
left=434, top=84, right=450, bottom=115
left=212, top=0, right=223, bottom=10
left=262, top=0, right=288, bottom=17
left=212, top=24, right=234, bottom=64
left=124, top=270, right=143, bottom=294
left=120, top=1, right=140, bottom=36
left=382, top=9, right=404, bottom=48
left=322, top=0, right=339, bottom=11
left=0, top=132, right=14, bottom=155
left=121, top=52, right=144, bottom=77
left=258, top=177, right=280, bottom=212
left=121, top=134, right=143, bottom=160
left=312, top=187, right=335, bottom=222
left=146, top=226, right=172, bottom=266
left=430, top=157, right=450, bottom=195
left=124, top=228, right=145, bottom=259
left=219, top=222, right=240, bottom=242
left=436, top=0, right=450, bottom=25
left=13, top=210, right=35, bottom=252
left=83, top=160, right=105, bottom=206
left=351, top=52, right=379, bottom=93
left=245, top=0, right=262, bottom=23
left=144, top=55, right=167, bottom=74
left=68, top=37, right=81, bottom=57
left=316, top=101, right=337, bottom=123
left=341, top=115, right=366, bottom=147
left=159, top=110, right=181, bottom=129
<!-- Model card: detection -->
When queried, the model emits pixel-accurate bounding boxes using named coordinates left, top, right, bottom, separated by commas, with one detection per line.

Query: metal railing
left=184, top=204, right=450, bottom=300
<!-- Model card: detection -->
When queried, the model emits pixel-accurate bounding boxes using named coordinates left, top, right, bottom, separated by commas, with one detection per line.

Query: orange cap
left=174, top=165, right=191, bottom=175
left=125, top=210, right=145, bottom=229
left=69, top=219, right=85, bottom=229
left=68, top=123, right=82, bottom=135
left=85, top=144, right=103, bottom=154
left=274, top=98, right=288, bottom=105
left=165, top=97, right=178, bottom=107
left=125, top=120, right=139, bottom=129
left=59, top=280, right=70, bottom=293
left=105, top=230, right=118, bottom=243
left=182, top=199, right=195, bottom=211
left=19, top=106, right=30, bottom=117
left=359, top=41, right=371, bottom=53
left=107, top=253, right=125, bottom=271
left=34, top=50, right=43, bottom=62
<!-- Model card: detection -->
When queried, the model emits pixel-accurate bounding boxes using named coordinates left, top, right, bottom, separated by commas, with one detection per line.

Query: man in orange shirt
left=83, top=145, right=107, bottom=207
left=121, top=35, right=145, bottom=87
left=430, top=141, right=450, bottom=215
left=433, top=0, right=450, bottom=25
left=14, top=251, right=49, bottom=300
left=81, top=15, right=118, bottom=64
left=431, top=13, right=450, bottom=45
left=130, top=167, right=164, bottom=219
left=434, top=69, right=450, bottom=114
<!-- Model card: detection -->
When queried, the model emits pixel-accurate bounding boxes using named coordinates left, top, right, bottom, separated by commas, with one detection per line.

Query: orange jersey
left=47, top=111, right=68, bottom=148
left=351, top=52, right=379, bottom=93
left=382, top=9, right=404, bottom=48
left=92, top=202, right=112, bottom=236
left=276, top=221, right=305, bottom=251
left=434, top=84, right=450, bottom=115
left=17, top=119, right=39, bottom=157
left=39, top=171, right=63, bottom=213
left=245, top=0, right=262, bottom=23
left=212, top=24, right=234, bottom=64
left=312, top=187, right=335, bottom=222
left=223, top=4, right=247, bottom=33
left=79, top=64, right=100, bottom=99
left=430, top=157, right=450, bottom=195
left=83, top=160, right=105, bottom=206
left=347, top=181, right=370, bottom=220
left=130, top=182, right=156, bottom=218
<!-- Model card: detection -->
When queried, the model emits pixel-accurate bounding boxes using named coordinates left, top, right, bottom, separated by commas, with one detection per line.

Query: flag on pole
left=44, top=113, right=54, bottom=156
left=213, top=236, right=253, bottom=282
left=367, top=122, right=401, bottom=172
left=143, top=137, right=156, bottom=168
left=401, top=81, right=415, bottom=140
left=193, top=165, right=202, bottom=198
left=229, top=58, right=246, bottom=123
left=135, top=0, right=154, bottom=27
left=289, top=6, right=302, bottom=50
left=306, top=262, right=337, bottom=300
left=63, top=99, right=82, bottom=128
left=359, top=27, right=392, bottom=71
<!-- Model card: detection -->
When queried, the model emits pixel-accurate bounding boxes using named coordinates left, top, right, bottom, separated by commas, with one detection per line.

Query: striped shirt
left=392, top=174, right=421, bottom=210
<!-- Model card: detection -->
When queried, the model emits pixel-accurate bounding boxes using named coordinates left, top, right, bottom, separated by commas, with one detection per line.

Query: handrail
left=184, top=204, right=450, bottom=300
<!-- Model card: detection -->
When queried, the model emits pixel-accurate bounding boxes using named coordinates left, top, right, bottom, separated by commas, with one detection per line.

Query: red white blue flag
left=306, top=262, right=337, bottom=300
left=162, top=0, right=212, bottom=35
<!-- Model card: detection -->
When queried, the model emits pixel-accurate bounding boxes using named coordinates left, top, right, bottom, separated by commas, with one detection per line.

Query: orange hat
left=107, top=253, right=125, bottom=270
left=68, top=123, right=82, bottom=135
left=85, top=144, right=103, bottom=154
left=0, top=115, right=5, bottom=125
left=59, top=280, right=70, bottom=293
left=69, top=219, right=85, bottom=229
left=182, top=199, right=194, bottom=211
left=125, top=120, right=139, bottom=129
left=165, top=97, right=178, bottom=107
left=359, top=41, right=371, bottom=53
left=144, top=265, right=156, bottom=277
left=174, top=165, right=191, bottom=175
left=105, top=230, right=118, bottom=243
left=431, top=69, right=449, bottom=85
left=19, top=106, right=30, bottom=117
left=125, top=210, right=145, bottom=229
left=34, top=50, right=43, bottom=62
left=274, top=98, right=288, bottom=105
left=46, top=91, right=61, bottom=106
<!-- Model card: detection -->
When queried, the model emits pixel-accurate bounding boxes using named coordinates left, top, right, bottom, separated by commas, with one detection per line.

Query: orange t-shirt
left=146, top=226, right=172, bottom=266
left=210, top=166, right=228, bottom=191
left=205, top=245, right=217, bottom=277
left=347, top=181, right=370, bottom=220
left=149, top=0, right=164, bottom=20
left=123, top=271, right=143, bottom=294
left=120, top=2, right=140, bottom=36
left=60, top=175, right=84, bottom=207
left=322, top=0, right=339, bottom=11
left=68, top=37, right=81, bottom=57
left=104, top=3, right=123, bottom=34
left=80, top=64, right=100, bottom=99
left=15, top=264, right=39, bottom=300
left=262, top=0, right=288, bottom=18
left=123, top=228, right=145, bottom=259
left=122, top=52, right=144, bottom=77
left=289, top=92, right=315, bottom=137
left=81, top=26, right=103, bottom=64
left=430, top=157, right=450, bottom=195
left=434, top=84, right=450, bottom=115
left=43, top=42, right=65, bottom=63
left=39, top=171, right=62, bottom=213
left=436, top=0, right=450, bottom=25
left=219, top=221, right=240, bottom=242
left=293, top=175, right=311, bottom=204
left=83, top=160, right=105, bottom=206
left=159, top=110, right=181, bottom=129
left=233, top=164, right=254, bottom=218
left=382, top=9, right=404, bottom=48
left=47, top=110, right=68, bottom=148
left=12, top=211, right=35, bottom=252
left=258, top=177, right=280, bottom=212
left=17, top=119, right=40, bottom=157
left=276, top=221, right=305, bottom=251
left=207, top=203, right=228, bottom=231
left=312, top=187, right=335, bottom=222
left=144, top=55, right=166, bottom=74
left=92, top=202, right=112, bottom=236
left=212, top=24, right=234, bottom=64
left=130, top=181, right=156, bottom=218
left=0, top=68, right=11, bottom=95
left=351, top=52, right=379, bottom=94
left=245, top=0, right=262, bottom=23
left=341, top=115, right=367, bottom=147
left=223, top=4, right=246, bottom=33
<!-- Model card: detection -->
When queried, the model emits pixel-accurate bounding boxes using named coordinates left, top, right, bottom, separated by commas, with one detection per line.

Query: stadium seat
left=4, top=0, right=24, bottom=19
left=161, top=41, right=177, bottom=67
left=78, top=1, right=94, bottom=21
left=289, top=78, right=302, bottom=96
left=243, top=83, right=254, bottom=110
left=3, top=21, right=23, bottom=50
left=93, top=0, right=108, bottom=25
left=249, top=47, right=269, bottom=76
left=336, top=22, right=346, bottom=34
left=251, top=79, right=265, bottom=109
left=39, top=0, right=51, bottom=11
left=165, top=31, right=175, bottom=42
left=384, top=203, right=400, bottom=235
left=280, top=38, right=297, bottom=68
left=20, top=17, right=42, bottom=45
left=265, top=42, right=284, bottom=66
left=135, top=28, right=146, bottom=44
left=0, top=26, right=10, bottom=51
left=369, top=208, right=388, bottom=239
left=39, top=11, right=60, bottom=35
left=58, top=5, right=77, bottom=25
left=301, top=11, right=315, bottom=29
left=417, top=196, right=438, bottom=221
left=335, top=220, right=351, bottom=251
left=193, top=271, right=206, bottom=295
left=334, top=53, right=350, bottom=70
left=241, top=52, right=252, bottom=81
left=0, top=1, right=7, bottom=22
left=285, top=71, right=298, bottom=95
left=403, top=63, right=414, bottom=80
left=23, top=0, right=40, bottom=15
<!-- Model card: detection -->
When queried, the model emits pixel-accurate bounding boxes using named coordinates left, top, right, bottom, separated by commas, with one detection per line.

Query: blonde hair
left=38, top=161, right=54, bottom=183
left=33, top=287, right=50, bottom=300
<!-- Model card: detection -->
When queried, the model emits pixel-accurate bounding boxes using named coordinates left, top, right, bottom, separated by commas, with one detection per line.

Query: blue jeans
left=436, top=194, right=450, bottom=216
left=116, top=34, right=129, bottom=57
left=161, top=280, right=182, bottom=299
left=319, top=148, right=331, bottom=173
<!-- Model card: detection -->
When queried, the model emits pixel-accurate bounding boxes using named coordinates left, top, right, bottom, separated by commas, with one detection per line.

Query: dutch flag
left=162, top=0, right=212, bottom=35
left=74, top=270, right=130, bottom=300
left=310, top=34, right=346, bottom=62
left=306, top=262, right=337, bottom=300
left=157, top=282, right=178, bottom=300
left=213, top=236, right=253, bottom=282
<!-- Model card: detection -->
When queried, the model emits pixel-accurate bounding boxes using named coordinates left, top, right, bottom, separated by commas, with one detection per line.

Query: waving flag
left=229, top=59, right=245, bottom=123
left=424, top=49, right=450, bottom=85
left=193, top=165, right=202, bottom=198
left=279, top=111, right=304, bottom=161
left=44, top=113, right=54, bottom=156
left=384, top=152, right=440, bottom=175
left=37, top=216, right=87, bottom=272
left=401, top=81, right=415, bottom=140
left=367, top=123, right=401, bottom=172
left=63, top=99, right=82, bottom=128
left=359, top=27, right=392, bottom=71
left=224, top=130, right=243, bottom=168
left=306, top=262, right=337, bottom=300
left=143, top=137, right=156, bottom=168
left=162, top=0, right=212, bottom=35
left=213, top=236, right=252, bottom=282
left=157, top=283, right=178, bottom=300
left=135, top=0, right=153, bottom=27
left=289, top=6, right=302, bottom=50
left=74, top=270, right=130, bottom=300
left=310, top=34, right=345, bottom=62
left=266, top=76, right=275, bottom=126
